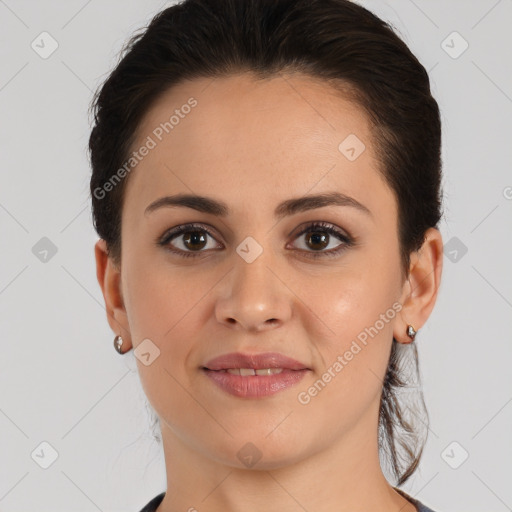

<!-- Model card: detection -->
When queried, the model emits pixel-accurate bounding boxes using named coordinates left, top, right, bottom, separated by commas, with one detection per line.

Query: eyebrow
left=144, top=191, right=372, bottom=219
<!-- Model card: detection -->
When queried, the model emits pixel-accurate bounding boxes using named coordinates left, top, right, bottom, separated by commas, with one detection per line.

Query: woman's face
left=115, top=73, right=411, bottom=468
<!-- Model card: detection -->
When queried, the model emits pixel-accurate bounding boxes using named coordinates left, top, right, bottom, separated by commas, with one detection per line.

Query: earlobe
left=94, top=239, right=132, bottom=348
left=394, top=228, right=443, bottom=344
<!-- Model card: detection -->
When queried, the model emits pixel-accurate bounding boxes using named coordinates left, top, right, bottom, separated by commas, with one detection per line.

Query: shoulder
left=393, top=487, right=440, bottom=512
left=137, top=491, right=165, bottom=512
left=135, top=490, right=443, bottom=512
left=416, top=502, right=440, bottom=512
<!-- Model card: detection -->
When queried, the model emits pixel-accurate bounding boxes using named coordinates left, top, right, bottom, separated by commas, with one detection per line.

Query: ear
left=94, top=239, right=132, bottom=351
left=394, top=227, right=443, bottom=344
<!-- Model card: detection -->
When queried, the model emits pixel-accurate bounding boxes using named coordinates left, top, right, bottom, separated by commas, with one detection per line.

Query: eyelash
left=157, top=221, right=354, bottom=259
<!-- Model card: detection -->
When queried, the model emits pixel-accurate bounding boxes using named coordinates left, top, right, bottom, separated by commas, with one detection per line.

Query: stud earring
left=406, top=324, right=417, bottom=341
left=114, top=335, right=124, bottom=354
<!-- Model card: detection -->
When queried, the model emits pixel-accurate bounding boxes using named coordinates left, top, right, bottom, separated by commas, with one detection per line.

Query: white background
left=0, top=1, right=511, bottom=511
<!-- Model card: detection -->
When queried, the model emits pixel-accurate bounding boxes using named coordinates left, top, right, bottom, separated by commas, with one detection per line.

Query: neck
left=154, top=402, right=418, bottom=512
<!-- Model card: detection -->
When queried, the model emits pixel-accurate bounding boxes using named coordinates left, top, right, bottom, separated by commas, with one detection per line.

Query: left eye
left=291, top=222, right=351, bottom=254
left=290, top=222, right=353, bottom=258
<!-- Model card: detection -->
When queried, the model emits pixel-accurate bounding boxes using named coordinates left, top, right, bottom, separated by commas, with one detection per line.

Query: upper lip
left=203, top=352, right=309, bottom=371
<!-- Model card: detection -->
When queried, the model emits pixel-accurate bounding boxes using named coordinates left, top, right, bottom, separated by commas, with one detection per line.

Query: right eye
left=158, top=223, right=222, bottom=258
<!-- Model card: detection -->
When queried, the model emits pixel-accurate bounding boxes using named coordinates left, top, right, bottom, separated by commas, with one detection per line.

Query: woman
left=90, top=0, right=444, bottom=511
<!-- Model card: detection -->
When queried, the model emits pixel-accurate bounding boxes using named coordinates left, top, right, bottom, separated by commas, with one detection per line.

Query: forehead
left=134, top=72, right=371, bottom=159
left=123, top=72, right=394, bottom=222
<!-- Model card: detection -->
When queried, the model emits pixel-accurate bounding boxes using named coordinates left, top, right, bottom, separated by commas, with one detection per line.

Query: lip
left=202, top=368, right=310, bottom=398
left=203, top=351, right=309, bottom=371
left=201, top=351, right=311, bottom=399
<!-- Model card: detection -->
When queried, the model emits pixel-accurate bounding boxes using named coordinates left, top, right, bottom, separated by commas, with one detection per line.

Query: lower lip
left=202, top=368, right=310, bottom=398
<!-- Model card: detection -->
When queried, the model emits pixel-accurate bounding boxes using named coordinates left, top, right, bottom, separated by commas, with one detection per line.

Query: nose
left=214, top=248, right=293, bottom=332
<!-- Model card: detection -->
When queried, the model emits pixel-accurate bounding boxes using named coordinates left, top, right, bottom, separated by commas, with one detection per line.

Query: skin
left=95, top=72, right=443, bottom=512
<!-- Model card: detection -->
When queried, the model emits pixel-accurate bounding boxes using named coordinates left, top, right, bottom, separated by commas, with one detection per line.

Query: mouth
left=201, top=367, right=310, bottom=398
left=202, top=351, right=310, bottom=372
left=203, top=367, right=288, bottom=375
left=201, top=351, right=311, bottom=398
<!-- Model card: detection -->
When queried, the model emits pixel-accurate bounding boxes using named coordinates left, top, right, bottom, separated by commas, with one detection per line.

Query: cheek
left=122, top=249, right=200, bottom=342
left=331, top=278, right=397, bottom=335
left=122, top=250, right=218, bottom=377
left=308, top=256, right=400, bottom=338
left=122, top=259, right=205, bottom=419
left=304, top=255, right=401, bottom=386
left=292, top=274, right=399, bottom=433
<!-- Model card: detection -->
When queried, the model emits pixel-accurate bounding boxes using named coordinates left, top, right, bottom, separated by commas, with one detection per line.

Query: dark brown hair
left=89, top=0, right=442, bottom=486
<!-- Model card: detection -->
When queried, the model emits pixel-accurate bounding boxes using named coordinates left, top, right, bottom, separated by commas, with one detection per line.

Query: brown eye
left=304, top=231, right=330, bottom=251
left=158, top=221, right=353, bottom=260
left=158, top=223, right=221, bottom=258
left=291, top=222, right=353, bottom=258
left=181, top=231, right=208, bottom=251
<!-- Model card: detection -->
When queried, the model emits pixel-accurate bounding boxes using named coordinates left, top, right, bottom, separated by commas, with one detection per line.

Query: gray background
left=1, top=0, right=511, bottom=511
